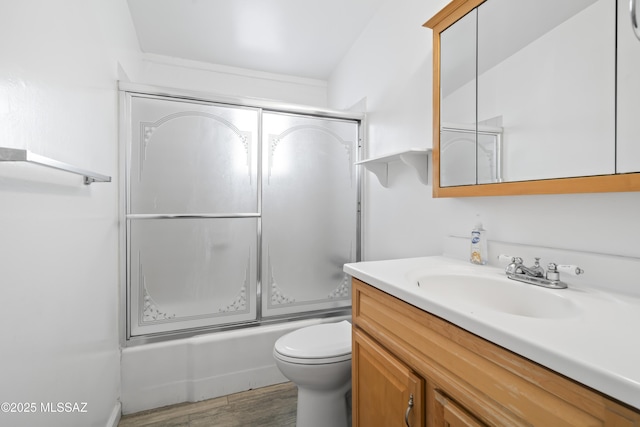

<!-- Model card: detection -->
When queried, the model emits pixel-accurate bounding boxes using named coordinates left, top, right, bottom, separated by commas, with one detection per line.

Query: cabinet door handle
left=632, top=0, right=640, bottom=41
left=404, top=393, right=414, bottom=426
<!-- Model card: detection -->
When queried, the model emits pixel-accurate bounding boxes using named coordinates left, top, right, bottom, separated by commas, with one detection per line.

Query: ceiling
left=126, top=0, right=386, bottom=80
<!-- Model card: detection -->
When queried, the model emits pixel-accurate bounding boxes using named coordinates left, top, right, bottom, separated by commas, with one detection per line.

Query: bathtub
left=120, top=315, right=351, bottom=414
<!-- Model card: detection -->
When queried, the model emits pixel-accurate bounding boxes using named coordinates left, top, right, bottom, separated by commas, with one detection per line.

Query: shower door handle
left=632, top=0, right=640, bottom=41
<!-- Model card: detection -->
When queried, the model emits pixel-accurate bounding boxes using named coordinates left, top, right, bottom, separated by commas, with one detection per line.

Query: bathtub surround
left=120, top=316, right=350, bottom=414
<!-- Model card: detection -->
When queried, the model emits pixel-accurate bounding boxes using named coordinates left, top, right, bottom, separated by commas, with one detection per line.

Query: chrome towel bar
left=0, top=146, right=111, bottom=185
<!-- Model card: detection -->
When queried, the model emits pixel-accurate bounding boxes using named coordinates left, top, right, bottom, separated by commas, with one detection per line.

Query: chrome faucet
left=505, top=257, right=545, bottom=278
left=498, top=255, right=583, bottom=289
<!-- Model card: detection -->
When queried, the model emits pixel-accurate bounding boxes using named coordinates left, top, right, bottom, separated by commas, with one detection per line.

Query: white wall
left=0, top=1, right=139, bottom=426
left=328, top=0, right=640, bottom=272
left=134, top=54, right=329, bottom=107
left=328, top=0, right=449, bottom=261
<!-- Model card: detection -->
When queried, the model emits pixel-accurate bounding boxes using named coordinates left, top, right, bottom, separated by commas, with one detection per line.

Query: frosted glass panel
left=123, top=90, right=360, bottom=340
left=261, top=112, right=358, bottom=317
left=129, top=95, right=259, bottom=214
left=129, top=218, right=257, bottom=336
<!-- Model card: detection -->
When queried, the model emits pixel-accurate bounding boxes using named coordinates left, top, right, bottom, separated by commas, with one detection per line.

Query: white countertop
left=344, top=256, right=640, bottom=410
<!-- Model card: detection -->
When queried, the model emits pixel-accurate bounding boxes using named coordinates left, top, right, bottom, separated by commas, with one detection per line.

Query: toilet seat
left=274, top=351, right=351, bottom=365
left=274, top=320, right=352, bottom=365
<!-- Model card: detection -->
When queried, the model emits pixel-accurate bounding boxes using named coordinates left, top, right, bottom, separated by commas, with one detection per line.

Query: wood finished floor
left=118, top=382, right=297, bottom=427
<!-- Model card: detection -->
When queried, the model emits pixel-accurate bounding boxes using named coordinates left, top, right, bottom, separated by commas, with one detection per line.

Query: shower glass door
left=123, top=91, right=360, bottom=339
left=261, top=112, right=358, bottom=317
left=127, top=94, right=259, bottom=336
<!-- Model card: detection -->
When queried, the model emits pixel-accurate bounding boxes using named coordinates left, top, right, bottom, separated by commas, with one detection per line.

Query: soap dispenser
left=470, top=220, right=487, bottom=265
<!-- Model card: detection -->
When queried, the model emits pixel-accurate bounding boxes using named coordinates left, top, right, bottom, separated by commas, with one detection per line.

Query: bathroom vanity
left=345, top=257, right=640, bottom=426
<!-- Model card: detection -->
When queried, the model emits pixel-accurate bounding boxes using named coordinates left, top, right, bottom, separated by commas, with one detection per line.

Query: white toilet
left=273, top=320, right=352, bottom=427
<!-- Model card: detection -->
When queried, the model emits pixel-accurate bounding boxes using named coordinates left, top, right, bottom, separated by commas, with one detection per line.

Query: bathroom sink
left=409, top=273, right=581, bottom=319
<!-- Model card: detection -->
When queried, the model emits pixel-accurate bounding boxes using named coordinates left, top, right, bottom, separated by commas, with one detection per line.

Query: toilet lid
left=274, top=320, right=351, bottom=359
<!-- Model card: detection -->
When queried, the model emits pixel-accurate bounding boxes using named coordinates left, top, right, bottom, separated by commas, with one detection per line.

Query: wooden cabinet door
left=433, top=389, right=486, bottom=427
left=353, top=328, right=424, bottom=427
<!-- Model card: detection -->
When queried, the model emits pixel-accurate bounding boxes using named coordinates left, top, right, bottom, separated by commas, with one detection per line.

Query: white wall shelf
left=356, top=148, right=431, bottom=187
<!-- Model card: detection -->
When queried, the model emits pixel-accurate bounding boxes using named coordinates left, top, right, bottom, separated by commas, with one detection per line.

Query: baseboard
left=105, top=402, right=121, bottom=427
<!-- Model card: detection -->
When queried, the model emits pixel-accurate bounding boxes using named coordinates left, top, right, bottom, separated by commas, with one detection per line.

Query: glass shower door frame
left=119, top=84, right=363, bottom=345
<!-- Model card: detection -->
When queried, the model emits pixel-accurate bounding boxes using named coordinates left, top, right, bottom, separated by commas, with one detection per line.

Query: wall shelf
left=0, top=147, right=111, bottom=185
left=355, top=148, right=431, bottom=187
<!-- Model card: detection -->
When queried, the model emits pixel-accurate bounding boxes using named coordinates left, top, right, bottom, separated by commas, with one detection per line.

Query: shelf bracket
left=399, top=152, right=429, bottom=185
left=356, top=148, right=431, bottom=188
left=362, top=162, right=390, bottom=187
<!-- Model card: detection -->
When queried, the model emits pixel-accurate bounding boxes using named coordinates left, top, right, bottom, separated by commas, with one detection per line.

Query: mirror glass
left=440, top=0, right=615, bottom=186
left=440, top=9, right=477, bottom=187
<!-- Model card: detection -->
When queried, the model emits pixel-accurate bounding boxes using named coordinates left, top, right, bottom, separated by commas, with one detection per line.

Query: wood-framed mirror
left=424, top=0, right=640, bottom=197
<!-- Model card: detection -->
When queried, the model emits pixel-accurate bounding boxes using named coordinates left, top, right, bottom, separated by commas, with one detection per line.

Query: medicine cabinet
left=425, top=0, right=640, bottom=197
